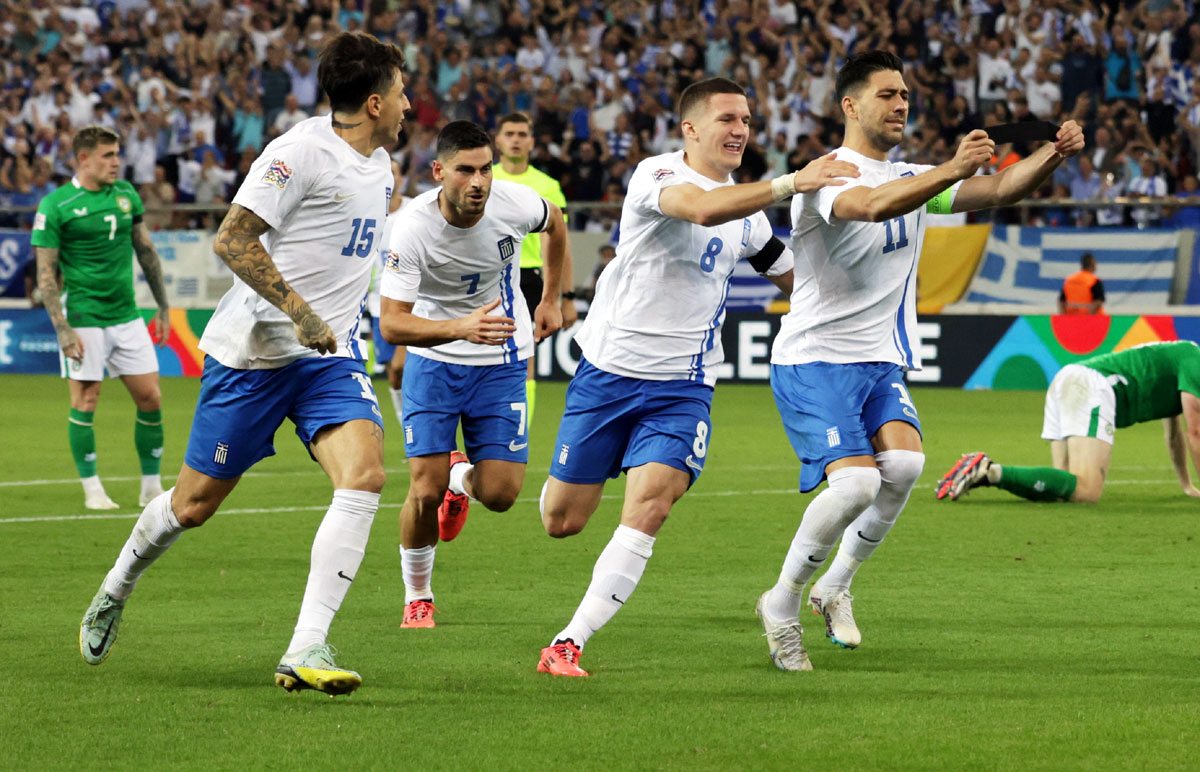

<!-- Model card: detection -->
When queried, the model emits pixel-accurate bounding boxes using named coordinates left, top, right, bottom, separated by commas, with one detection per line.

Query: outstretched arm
left=1168, top=393, right=1200, bottom=498
left=213, top=203, right=336, bottom=353
left=659, top=153, right=861, bottom=227
left=131, top=222, right=171, bottom=346
left=951, top=121, right=1085, bottom=211
left=35, top=246, right=81, bottom=361
left=832, top=130, right=994, bottom=222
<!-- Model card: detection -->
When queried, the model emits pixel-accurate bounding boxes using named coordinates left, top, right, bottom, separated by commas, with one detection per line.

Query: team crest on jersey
left=497, top=236, right=515, bottom=261
left=653, top=168, right=674, bottom=182
left=116, top=196, right=132, bottom=213
left=384, top=250, right=400, bottom=273
left=262, top=159, right=293, bottom=189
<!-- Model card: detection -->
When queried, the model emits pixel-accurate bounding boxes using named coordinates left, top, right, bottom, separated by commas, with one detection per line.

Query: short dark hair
left=317, top=31, right=406, bottom=114
left=497, top=112, right=532, bottom=132
left=437, top=121, right=493, bottom=160
left=1081, top=252, right=1096, bottom=270
left=72, top=125, right=120, bottom=155
left=678, top=77, right=746, bottom=121
left=835, top=50, right=905, bottom=102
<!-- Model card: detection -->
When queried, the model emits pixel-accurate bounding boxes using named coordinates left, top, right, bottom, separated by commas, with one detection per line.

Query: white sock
left=400, top=544, right=436, bottom=604
left=389, top=387, right=403, bottom=425
left=448, top=460, right=474, bottom=498
left=103, top=489, right=185, bottom=599
left=763, top=466, right=881, bottom=621
left=81, top=475, right=106, bottom=497
left=552, top=524, right=654, bottom=649
left=287, top=489, right=379, bottom=653
left=141, top=473, right=163, bottom=495
left=821, top=450, right=924, bottom=594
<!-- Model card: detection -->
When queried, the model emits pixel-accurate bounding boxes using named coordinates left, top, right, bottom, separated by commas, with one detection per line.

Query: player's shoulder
left=258, top=116, right=337, bottom=164
left=38, top=182, right=76, bottom=206
left=391, top=188, right=441, bottom=229
left=490, top=178, right=542, bottom=205
left=635, top=149, right=687, bottom=179
left=111, top=179, right=141, bottom=198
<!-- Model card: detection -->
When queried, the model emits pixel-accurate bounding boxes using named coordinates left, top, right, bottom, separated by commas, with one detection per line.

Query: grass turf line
left=2, top=375, right=1198, bottom=770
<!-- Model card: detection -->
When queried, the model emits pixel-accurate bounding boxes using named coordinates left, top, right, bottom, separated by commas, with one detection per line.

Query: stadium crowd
left=2, top=0, right=1200, bottom=230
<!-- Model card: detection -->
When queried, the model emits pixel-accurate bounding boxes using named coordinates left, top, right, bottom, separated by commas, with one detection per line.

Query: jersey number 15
left=340, top=218, right=377, bottom=258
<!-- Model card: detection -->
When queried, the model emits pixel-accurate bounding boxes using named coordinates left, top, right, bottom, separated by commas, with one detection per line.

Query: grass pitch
left=2, top=375, right=1198, bottom=771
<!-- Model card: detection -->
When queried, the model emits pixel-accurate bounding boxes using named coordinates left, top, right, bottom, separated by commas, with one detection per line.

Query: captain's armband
left=925, top=187, right=955, bottom=215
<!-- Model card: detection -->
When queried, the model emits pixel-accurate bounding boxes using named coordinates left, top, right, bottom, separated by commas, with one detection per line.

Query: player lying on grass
left=938, top=340, right=1200, bottom=503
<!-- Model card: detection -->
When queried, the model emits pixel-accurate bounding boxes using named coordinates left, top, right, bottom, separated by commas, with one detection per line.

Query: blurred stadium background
left=2, top=0, right=1200, bottom=381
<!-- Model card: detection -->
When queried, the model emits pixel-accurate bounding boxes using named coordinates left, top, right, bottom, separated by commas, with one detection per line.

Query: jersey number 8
left=699, top=237, right=723, bottom=273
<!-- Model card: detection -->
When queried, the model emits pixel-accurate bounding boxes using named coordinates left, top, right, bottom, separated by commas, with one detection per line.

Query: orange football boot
left=401, top=599, right=437, bottom=628
left=537, top=640, right=589, bottom=677
left=438, top=450, right=471, bottom=542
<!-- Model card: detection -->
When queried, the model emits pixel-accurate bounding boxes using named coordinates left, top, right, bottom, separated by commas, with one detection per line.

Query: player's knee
left=170, top=494, right=218, bottom=528
left=543, top=510, right=588, bottom=538
left=353, top=466, right=386, bottom=494
left=478, top=482, right=520, bottom=512
left=827, top=466, right=882, bottom=511
left=1071, top=476, right=1104, bottom=503
left=877, top=450, right=925, bottom=491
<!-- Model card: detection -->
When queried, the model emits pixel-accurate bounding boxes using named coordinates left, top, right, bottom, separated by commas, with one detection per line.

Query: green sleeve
left=1179, top=351, right=1200, bottom=399
left=125, top=183, right=146, bottom=217
left=548, top=179, right=568, bottom=223
left=30, top=196, right=60, bottom=249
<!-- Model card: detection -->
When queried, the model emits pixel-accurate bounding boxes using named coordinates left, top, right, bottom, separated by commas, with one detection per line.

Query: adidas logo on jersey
left=826, top=427, right=841, bottom=447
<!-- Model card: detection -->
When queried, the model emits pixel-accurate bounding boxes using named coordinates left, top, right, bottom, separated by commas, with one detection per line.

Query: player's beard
left=863, top=119, right=903, bottom=154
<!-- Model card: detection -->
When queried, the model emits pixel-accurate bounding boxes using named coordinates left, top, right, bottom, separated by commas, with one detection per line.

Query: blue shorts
left=371, top=317, right=396, bottom=368
left=400, top=352, right=528, bottom=462
left=771, top=361, right=922, bottom=492
left=549, top=358, right=714, bottom=485
left=184, top=356, right=384, bottom=479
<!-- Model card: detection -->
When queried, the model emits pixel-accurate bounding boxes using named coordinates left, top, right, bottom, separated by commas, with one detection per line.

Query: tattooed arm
left=212, top=203, right=337, bottom=353
left=131, top=221, right=171, bottom=346
left=35, top=246, right=82, bottom=361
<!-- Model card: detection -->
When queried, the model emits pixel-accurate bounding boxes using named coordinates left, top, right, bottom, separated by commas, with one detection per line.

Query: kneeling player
left=938, top=341, right=1200, bottom=503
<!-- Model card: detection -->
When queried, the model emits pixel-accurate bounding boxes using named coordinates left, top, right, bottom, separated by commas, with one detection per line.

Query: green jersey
left=1083, top=341, right=1200, bottom=427
left=491, top=163, right=567, bottom=269
left=31, top=178, right=145, bottom=328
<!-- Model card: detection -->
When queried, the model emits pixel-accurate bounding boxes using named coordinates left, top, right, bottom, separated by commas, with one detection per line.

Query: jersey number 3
left=340, top=218, right=377, bottom=258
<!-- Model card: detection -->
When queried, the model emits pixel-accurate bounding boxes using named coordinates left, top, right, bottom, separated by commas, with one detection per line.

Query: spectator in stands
left=1058, top=253, right=1106, bottom=316
left=581, top=243, right=616, bottom=304
left=1128, top=156, right=1168, bottom=227
left=139, top=164, right=177, bottom=231
left=1106, top=35, right=1143, bottom=103
left=272, top=94, right=308, bottom=137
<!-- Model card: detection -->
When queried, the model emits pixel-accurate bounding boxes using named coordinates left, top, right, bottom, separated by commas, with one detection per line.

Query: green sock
left=68, top=408, right=97, bottom=478
left=995, top=465, right=1077, bottom=502
left=526, top=379, right=536, bottom=422
left=135, top=409, right=164, bottom=475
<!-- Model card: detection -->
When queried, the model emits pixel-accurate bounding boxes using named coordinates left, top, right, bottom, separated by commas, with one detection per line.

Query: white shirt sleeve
left=231, top=141, right=312, bottom=230
left=628, top=161, right=690, bottom=217
left=502, top=181, right=552, bottom=234
left=379, top=244, right=422, bottom=303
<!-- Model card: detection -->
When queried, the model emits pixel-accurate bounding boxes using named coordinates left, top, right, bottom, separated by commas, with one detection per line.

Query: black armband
left=133, top=214, right=144, bottom=225
left=562, top=291, right=577, bottom=300
left=748, top=236, right=786, bottom=274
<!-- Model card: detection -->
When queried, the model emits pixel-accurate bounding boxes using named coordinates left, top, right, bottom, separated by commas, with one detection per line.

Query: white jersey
left=200, top=116, right=392, bottom=369
left=772, top=147, right=959, bottom=370
left=575, top=150, right=792, bottom=386
left=380, top=180, right=550, bottom=365
left=367, top=196, right=412, bottom=318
